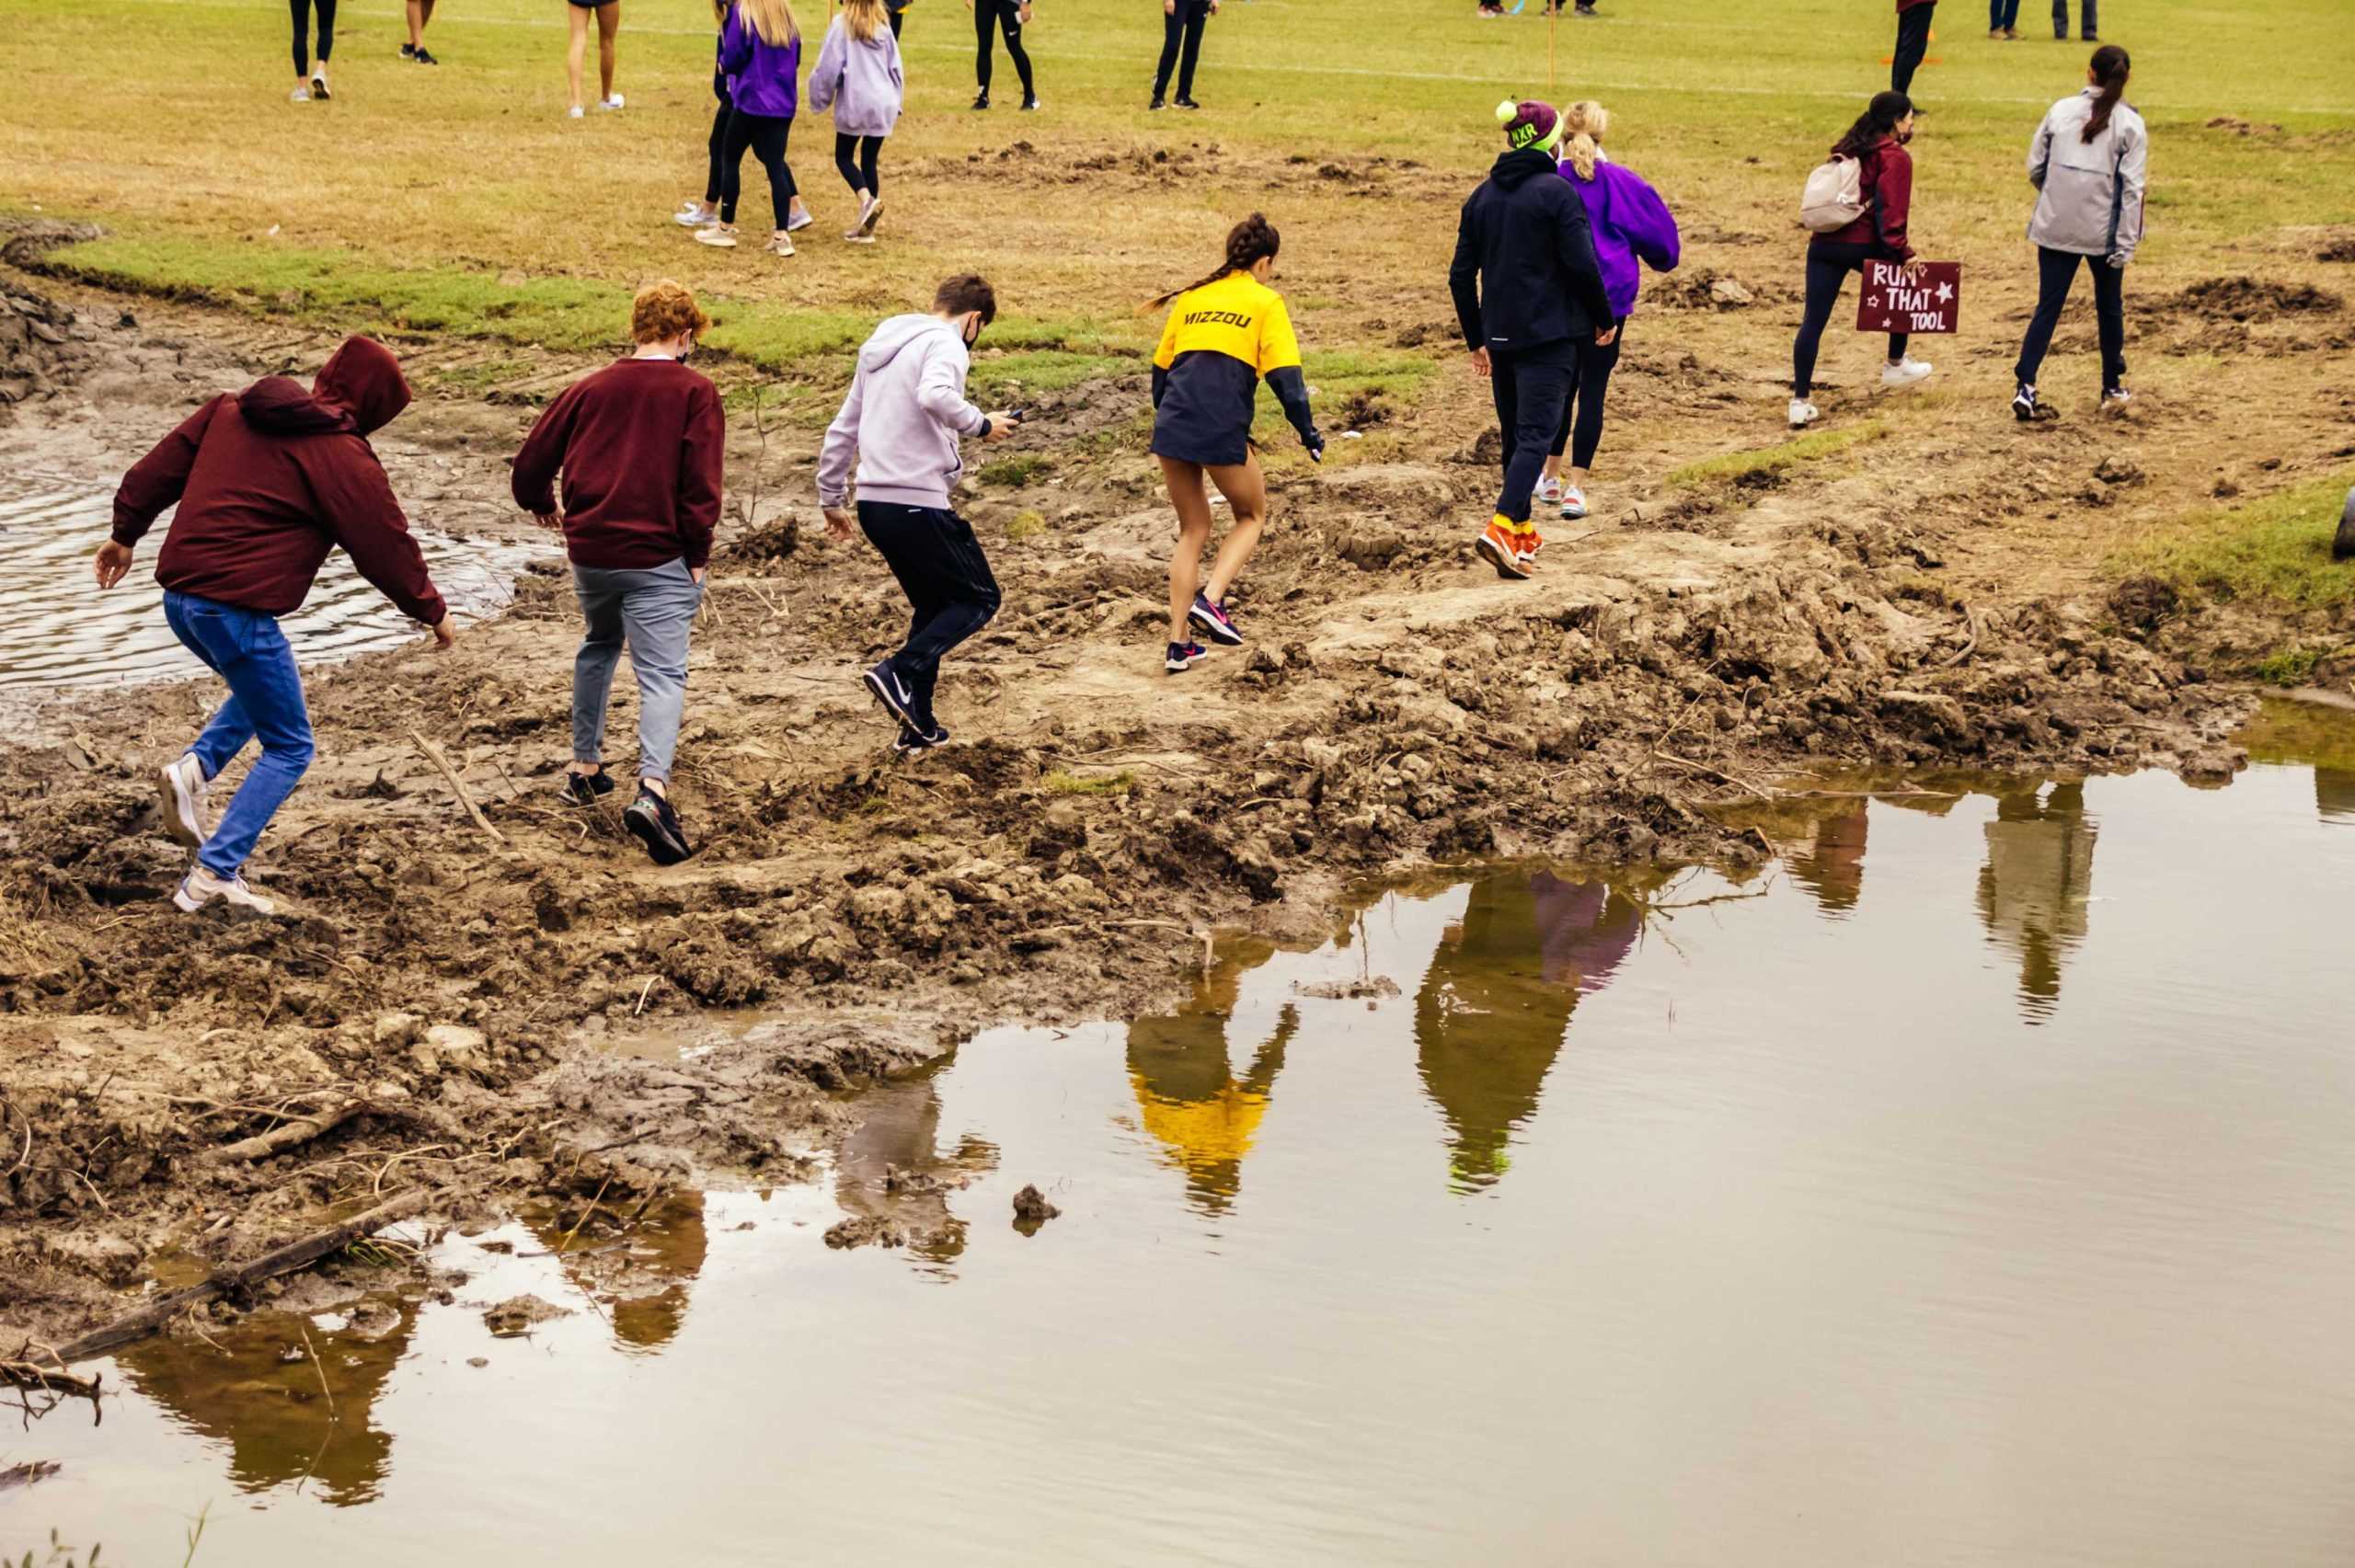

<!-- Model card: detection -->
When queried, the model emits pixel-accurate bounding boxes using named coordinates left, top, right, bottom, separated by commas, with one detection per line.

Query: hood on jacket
left=856, top=313, right=961, bottom=375
left=244, top=335, right=411, bottom=437
left=1489, top=146, right=1561, bottom=191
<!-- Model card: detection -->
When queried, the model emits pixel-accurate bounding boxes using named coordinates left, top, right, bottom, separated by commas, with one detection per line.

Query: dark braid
left=2083, top=44, right=2131, bottom=143
left=1148, top=213, right=1282, bottom=308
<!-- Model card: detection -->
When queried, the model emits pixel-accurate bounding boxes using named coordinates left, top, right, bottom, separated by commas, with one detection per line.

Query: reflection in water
left=1977, top=782, right=2097, bottom=1022
left=1127, top=944, right=1295, bottom=1217
left=2319, top=770, right=2355, bottom=824
left=522, top=1192, right=711, bottom=1351
left=116, top=1301, right=419, bottom=1505
left=1413, top=873, right=1642, bottom=1192
left=833, top=1062, right=1000, bottom=1273
left=1786, top=802, right=1869, bottom=915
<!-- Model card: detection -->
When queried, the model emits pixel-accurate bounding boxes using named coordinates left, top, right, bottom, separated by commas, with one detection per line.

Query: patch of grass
left=979, top=453, right=1054, bottom=488
left=1666, top=419, right=1889, bottom=489
left=2253, top=647, right=2326, bottom=686
left=1005, top=509, right=1050, bottom=540
left=2109, top=470, right=2355, bottom=610
left=969, top=348, right=1142, bottom=402
left=1043, top=769, right=1135, bottom=796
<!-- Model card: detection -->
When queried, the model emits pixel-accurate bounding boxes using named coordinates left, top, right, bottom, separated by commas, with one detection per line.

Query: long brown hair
left=1149, top=213, right=1281, bottom=309
left=2084, top=44, right=2131, bottom=143
left=843, top=0, right=887, bottom=40
left=740, top=0, right=798, bottom=48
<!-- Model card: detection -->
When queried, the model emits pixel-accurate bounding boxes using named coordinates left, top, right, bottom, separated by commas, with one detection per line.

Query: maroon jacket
left=510, top=357, right=725, bottom=572
left=110, top=337, right=447, bottom=625
left=1817, top=136, right=1916, bottom=260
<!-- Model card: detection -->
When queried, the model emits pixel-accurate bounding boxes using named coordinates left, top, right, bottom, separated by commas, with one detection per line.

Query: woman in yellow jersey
left=1147, top=214, right=1324, bottom=675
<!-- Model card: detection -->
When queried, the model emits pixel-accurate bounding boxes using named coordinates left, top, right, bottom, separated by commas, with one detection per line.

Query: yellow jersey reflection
left=1127, top=940, right=1296, bottom=1218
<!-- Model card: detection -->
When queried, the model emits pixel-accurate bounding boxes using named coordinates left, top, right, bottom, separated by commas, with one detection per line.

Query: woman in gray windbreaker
left=2012, top=45, right=2146, bottom=420
left=809, top=0, right=905, bottom=245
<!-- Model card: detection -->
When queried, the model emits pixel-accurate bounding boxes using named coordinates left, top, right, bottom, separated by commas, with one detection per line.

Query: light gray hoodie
left=2026, top=87, right=2148, bottom=264
left=806, top=17, right=903, bottom=140
left=818, top=315, right=988, bottom=511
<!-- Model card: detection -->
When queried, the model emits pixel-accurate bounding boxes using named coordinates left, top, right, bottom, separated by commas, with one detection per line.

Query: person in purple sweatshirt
left=696, top=0, right=811, bottom=257
left=1537, top=100, right=1679, bottom=522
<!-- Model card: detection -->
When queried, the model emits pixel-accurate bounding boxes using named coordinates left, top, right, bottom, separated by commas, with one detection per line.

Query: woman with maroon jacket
left=511, top=280, right=725, bottom=866
left=1789, top=90, right=1935, bottom=429
left=94, top=336, right=456, bottom=915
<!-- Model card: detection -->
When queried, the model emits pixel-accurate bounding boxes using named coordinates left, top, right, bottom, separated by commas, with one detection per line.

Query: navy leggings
left=291, top=0, right=337, bottom=73
left=1793, top=241, right=1909, bottom=398
left=1548, top=323, right=1624, bottom=470
left=719, top=111, right=797, bottom=228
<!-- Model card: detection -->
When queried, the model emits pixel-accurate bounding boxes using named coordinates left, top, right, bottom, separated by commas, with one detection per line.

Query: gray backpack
left=1800, top=154, right=1868, bottom=233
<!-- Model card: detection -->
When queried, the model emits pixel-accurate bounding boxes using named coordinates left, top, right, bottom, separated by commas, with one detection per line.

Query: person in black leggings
left=289, top=0, right=336, bottom=101
left=1151, top=0, right=1215, bottom=110
left=969, top=0, right=1036, bottom=111
left=718, top=114, right=798, bottom=243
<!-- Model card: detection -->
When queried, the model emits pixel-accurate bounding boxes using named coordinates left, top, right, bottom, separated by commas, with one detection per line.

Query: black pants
left=291, top=0, right=337, bottom=73
left=1155, top=4, right=1209, bottom=99
left=888, top=6, right=903, bottom=36
left=2052, top=0, right=2097, bottom=36
left=1489, top=339, right=1579, bottom=524
left=1989, top=0, right=2019, bottom=27
left=976, top=0, right=1033, bottom=97
left=2014, top=246, right=2127, bottom=391
left=718, top=111, right=797, bottom=228
left=1891, top=2, right=1935, bottom=93
left=834, top=133, right=882, bottom=199
left=1793, top=241, right=1909, bottom=398
left=859, top=503, right=1001, bottom=726
left=703, top=74, right=733, bottom=204
left=1548, top=324, right=1624, bottom=470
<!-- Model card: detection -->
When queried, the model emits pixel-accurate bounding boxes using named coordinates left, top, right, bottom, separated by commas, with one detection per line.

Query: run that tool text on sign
left=1857, top=260, right=1961, bottom=335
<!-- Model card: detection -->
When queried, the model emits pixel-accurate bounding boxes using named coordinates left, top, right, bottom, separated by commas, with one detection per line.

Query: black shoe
left=413, top=47, right=439, bottom=64
left=624, top=788, right=693, bottom=865
left=1166, top=640, right=1207, bottom=674
left=892, top=722, right=951, bottom=754
left=2082, top=31, right=2098, bottom=40
left=399, top=41, right=418, bottom=59
left=557, top=768, right=616, bottom=807
left=971, top=90, right=991, bottom=110
left=1175, top=97, right=1201, bottom=111
left=1020, top=96, right=1040, bottom=111
left=864, top=659, right=922, bottom=730
left=1148, top=95, right=1167, bottom=110
left=2012, top=383, right=2039, bottom=422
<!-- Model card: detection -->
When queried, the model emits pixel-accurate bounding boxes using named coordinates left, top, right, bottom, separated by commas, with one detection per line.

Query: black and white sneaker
left=1020, top=96, right=1040, bottom=111
left=412, top=47, right=439, bottom=64
left=1175, top=97, right=1202, bottom=111
left=1188, top=591, right=1243, bottom=647
left=624, top=788, right=694, bottom=865
left=557, top=768, right=616, bottom=807
left=399, top=41, right=418, bottom=60
left=864, top=659, right=922, bottom=729
left=1148, top=95, right=1167, bottom=111
left=2012, top=383, right=2040, bottom=422
left=893, top=722, right=951, bottom=754
left=1166, top=640, right=1207, bottom=673
left=971, top=89, right=991, bottom=110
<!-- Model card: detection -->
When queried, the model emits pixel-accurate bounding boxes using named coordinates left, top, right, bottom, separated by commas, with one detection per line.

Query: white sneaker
left=764, top=232, right=797, bottom=258
left=857, top=194, right=884, bottom=238
left=289, top=86, right=312, bottom=102
left=174, top=865, right=277, bottom=915
left=159, top=755, right=209, bottom=850
left=694, top=223, right=740, bottom=248
left=598, top=94, right=626, bottom=111
left=2101, top=386, right=2134, bottom=413
left=568, top=104, right=585, bottom=119
left=672, top=203, right=718, bottom=228
left=309, top=70, right=330, bottom=100
left=1535, top=476, right=1563, bottom=507
left=1881, top=356, right=1934, bottom=390
left=1788, top=398, right=1820, bottom=429
left=1559, top=484, right=1589, bottom=520
left=786, top=205, right=814, bottom=233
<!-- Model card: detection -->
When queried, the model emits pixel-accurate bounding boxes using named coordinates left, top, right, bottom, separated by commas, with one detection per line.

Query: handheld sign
left=1857, top=259, right=1961, bottom=334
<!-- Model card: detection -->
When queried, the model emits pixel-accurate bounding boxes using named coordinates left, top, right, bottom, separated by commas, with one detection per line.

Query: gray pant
left=571, top=557, right=702, bottom=782
left=2053, top=0, right=2096, bottom=35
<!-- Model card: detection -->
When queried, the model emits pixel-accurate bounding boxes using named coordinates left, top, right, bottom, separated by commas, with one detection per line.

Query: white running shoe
left=858, top=194, right=884, bottom=238
left=1788, top=398, right=1820, bottom=429
left=174, top=865, right=277, bottom=915
left=568, top=104, right=585, bottom=119
left=694, top=223, right=740, bottom=248
left=764, top=232, right=797, bottom=258
left=1881, top=356, right=1934, bottom=389
left=786, top=205, right=814, bottom=233
left=598, top=94, right=626, bottom=111
left=159, top=755, right=209, bottom=850
left=673, top=203, right=718, bottom=228
left=290, top=86, right=312, bottom=102
left=1535, top=475, right=1563, bottom=507
left=2101, top=386, right=2134, bottom=413
left=1559, top=484, right=1589, bottom=520
left=309, top=70, right=330, bottom=100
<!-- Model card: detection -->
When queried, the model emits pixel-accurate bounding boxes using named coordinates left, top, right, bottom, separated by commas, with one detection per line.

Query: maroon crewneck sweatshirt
left=510, top=357, right=726, bottom=571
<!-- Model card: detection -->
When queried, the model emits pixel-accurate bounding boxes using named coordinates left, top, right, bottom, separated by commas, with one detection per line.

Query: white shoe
left=568, top=104, right=585, bottom=119
left=1559, top=484, right=1589, bottom=521
left=1788, top=398, right=1820, bottom=429
left=764, top=232, right=797, bottom=258
left=1534, top=476, right=1563, bottom=506
left=597, top=94, right=626, bottom=111
left=857, top=194, right=884, bottom=238
left=290, top=86, right=312, bottom=102
left=309, top=70, right=330, bottom=100
left=159, top=755, right=209, bottom=850
left=786, top=205, right=814, bottom=233
left=694, top=223, right=740, bottom=248
left=174, top=865, right=277, bottom=915
left=672, top=203, right=718, bottom=228
left=1881, top=356, right=1934, bottom=390
left=2101, top=386, right=2134, bottom=413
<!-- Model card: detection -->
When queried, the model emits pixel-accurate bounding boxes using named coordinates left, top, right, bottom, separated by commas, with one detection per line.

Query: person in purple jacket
left=809, top=0, right=904, bottom=244
left=1537, top=101, right=1679, bottom=522
left=696, top=0, right=810, bottom=257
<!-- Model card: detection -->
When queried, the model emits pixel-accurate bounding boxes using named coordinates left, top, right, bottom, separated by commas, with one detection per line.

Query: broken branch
left=408, top=729, right=507, bottom=844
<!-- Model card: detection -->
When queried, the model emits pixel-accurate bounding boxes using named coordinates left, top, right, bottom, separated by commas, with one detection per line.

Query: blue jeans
left=1990, top=0, right=2020, bottom=27
left=164, top=591, right=316, bottom=877
left=571, top=558, right=703, bottom=782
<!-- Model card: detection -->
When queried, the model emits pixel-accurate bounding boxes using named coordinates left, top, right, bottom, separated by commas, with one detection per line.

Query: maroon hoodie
left=110, top=337, right=447, bottom=624
left=509, top=357, right=725, bottom=572
left=1816, top=135, right=1916, bottom=260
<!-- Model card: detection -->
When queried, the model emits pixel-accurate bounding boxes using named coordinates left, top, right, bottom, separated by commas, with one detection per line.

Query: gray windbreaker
left=2026, top=87, right=2148, bottom=263
left=817, top=315, right=988, bottom=511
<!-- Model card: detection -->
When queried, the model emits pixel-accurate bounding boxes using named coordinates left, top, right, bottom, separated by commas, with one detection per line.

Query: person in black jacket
left=1449, top=98, right=1616, bottom=580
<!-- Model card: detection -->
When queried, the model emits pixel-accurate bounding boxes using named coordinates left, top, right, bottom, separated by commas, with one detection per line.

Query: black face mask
left=961, top=316, right=982, bottom=349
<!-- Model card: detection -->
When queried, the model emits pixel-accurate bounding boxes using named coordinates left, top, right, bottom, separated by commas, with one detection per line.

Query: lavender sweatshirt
left=1558, top=159, right=1682, bottom=319
left=719, top=4, right=800, bottom=120
left=807, top=17, right=904, bottom=139
left=817, top=315, right=988, bottom=511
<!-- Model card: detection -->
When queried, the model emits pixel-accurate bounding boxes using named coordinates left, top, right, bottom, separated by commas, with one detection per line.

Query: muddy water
left=20, top=707, right=2355, bottom=1566
left=0, top=470, right=539, bottom=688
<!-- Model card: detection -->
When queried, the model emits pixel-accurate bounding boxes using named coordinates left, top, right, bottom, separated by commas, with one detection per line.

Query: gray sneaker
left=159, top=755, right=209, bottom=849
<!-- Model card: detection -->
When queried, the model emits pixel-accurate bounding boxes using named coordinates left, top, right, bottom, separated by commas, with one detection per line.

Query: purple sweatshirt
left=1558, top=159, right=1681, bottom=320
left=719, top=4, right=800, bottom=120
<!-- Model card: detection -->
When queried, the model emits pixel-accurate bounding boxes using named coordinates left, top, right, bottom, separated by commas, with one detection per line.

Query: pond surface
left=17, top=704, right=2355, bottom=1566
left=0, top=470, right=540, bottom=689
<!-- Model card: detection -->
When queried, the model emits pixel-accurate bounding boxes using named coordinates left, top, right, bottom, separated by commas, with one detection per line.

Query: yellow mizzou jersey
left=1149, top=270, right=1317, bottom=467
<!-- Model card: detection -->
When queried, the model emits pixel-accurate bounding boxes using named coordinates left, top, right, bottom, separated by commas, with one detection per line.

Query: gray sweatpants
left=571, top=557, right=703, bottom=782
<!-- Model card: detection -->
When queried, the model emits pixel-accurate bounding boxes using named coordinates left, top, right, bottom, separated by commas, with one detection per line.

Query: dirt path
left=0, top=232, right=2326, bottom=1349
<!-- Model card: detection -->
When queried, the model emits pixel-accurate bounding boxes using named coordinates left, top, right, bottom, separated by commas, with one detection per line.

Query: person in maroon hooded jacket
left=94, top=336, right=456, bottom=916
left=1789, top=90, right=1936, bottom=429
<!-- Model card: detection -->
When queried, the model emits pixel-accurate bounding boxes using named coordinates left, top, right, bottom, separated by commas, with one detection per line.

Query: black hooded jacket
left=1448, top=146, right=1615, bottom=353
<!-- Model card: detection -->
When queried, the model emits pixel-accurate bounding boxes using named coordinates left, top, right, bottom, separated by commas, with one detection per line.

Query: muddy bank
left=0, top=254, right=2286, bottom=1352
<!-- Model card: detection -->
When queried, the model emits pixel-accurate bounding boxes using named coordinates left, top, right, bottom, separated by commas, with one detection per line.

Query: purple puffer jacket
left=720, top=3, right=801, bottom=120
left=1559, top=159, right=1681, bottom=320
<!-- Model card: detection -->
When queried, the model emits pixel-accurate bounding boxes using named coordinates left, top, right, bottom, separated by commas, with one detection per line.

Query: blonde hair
left=740, top=0, right=798, bottom=48
left=631, top=280, right=711, bottom=344
left=843, top=0, right=887, bottom=41
left=1563, top=100, right=1610, bottom=180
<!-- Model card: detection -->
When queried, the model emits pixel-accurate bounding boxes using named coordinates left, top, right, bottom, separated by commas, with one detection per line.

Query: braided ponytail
left=1148, top=213, right=1283, bottom=309
left=2083, top=44, right=2131, bottom=143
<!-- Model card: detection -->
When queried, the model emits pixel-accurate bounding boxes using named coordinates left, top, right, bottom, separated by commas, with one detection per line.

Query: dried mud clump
left=2166, top=277, right=2344, bottom=323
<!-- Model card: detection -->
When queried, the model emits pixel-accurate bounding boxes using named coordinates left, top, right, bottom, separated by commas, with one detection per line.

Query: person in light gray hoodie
left=820, top=274, right=1021, bottom=750
left=2012, top=44, right=2145, bottom=420
left=808, top=0, right=904, bottom=244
